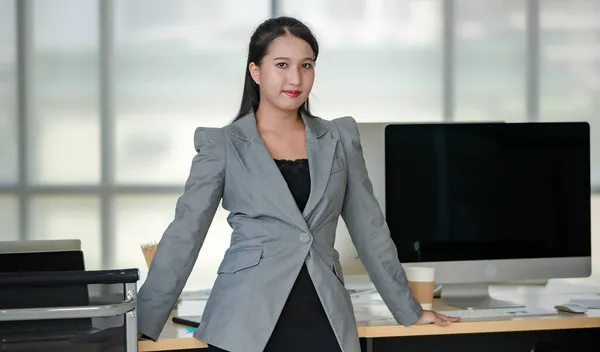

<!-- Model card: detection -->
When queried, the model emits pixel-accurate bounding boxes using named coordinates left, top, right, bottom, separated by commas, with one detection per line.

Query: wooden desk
left=139, top=279, right=600, bottom=352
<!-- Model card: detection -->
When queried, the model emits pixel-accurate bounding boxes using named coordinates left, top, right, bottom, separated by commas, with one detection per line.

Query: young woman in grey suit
left=136, top=16, right=459, bottom=352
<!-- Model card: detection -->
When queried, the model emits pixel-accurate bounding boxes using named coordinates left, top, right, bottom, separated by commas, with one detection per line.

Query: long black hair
left=234, top=16, right=319, bottom=120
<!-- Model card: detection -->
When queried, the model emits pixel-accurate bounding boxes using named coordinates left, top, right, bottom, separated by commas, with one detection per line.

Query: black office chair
left=0, top=249, right=91, bottom=336
left=0, top=240, right=142, bottom=351
left=0, top=269, right=139, bottom=352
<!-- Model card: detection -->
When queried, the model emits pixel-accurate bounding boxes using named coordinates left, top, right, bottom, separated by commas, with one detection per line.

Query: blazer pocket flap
left=218, top=247, right=263, bottom=274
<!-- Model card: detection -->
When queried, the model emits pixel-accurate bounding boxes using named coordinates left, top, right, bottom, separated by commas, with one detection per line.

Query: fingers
left=434, top=313, right=460, bottom=326
left=449, top=316, right=461, bottom=323
left=437, top=316, right=451, bottom=326
left=415, top=311, right=460, bottom=326
left=441, top=313, right=461, bottom=323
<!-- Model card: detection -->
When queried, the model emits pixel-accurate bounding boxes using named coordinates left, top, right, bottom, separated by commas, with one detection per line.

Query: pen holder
left=141, top=241, right=182, bottom=308
left=141, top=241, right=158, bottom=270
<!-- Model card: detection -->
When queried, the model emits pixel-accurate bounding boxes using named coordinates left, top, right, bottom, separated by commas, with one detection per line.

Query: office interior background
left=0, top=0, right=599, bottom=291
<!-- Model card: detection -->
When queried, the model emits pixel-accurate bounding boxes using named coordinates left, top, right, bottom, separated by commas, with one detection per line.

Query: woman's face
left=250, top=34, right=315, bottom=114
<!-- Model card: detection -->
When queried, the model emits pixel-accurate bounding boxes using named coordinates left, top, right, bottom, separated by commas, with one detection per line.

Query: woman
left=137, top=16, right=458, bottom=352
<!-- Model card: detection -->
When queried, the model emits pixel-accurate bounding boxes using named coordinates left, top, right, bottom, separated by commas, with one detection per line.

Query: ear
left=249, top=62, right=260, bottom=85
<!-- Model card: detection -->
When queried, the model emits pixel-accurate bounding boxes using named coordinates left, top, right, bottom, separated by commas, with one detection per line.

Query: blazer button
left=299, top=233, right=312, bottom=244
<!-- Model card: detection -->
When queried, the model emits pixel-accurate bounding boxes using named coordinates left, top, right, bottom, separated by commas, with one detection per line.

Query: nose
left=287, top=67, right=302, bottom=86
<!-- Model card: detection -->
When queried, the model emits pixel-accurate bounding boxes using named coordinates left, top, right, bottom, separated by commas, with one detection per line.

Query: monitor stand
left=440, top=283, right=525, bottom=309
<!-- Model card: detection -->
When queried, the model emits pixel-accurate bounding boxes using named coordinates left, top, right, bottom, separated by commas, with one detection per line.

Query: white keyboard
left=436, top=307, right=558, bottom=321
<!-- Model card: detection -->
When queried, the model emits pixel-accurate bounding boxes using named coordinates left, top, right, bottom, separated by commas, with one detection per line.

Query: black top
left=266, top=158, right=341, bottom=352
left=273, top=158, right=311, bottom=212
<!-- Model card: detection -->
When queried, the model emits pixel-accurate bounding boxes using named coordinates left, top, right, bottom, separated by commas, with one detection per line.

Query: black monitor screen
left=384, top=122, right=591, bottom=263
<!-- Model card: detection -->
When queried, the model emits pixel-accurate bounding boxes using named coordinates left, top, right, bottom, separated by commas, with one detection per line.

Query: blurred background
left=0, top=0, right=599, bottom=291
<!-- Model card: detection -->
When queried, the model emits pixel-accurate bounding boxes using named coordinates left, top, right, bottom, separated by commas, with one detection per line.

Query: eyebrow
left=273, top=56, right=314, bottom=61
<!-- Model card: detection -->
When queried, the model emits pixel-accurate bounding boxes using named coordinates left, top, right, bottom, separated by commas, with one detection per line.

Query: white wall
left=333, top=123, right=388, bottom=275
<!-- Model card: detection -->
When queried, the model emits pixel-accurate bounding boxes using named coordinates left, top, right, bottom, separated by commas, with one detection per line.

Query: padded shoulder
left=331, top=116, right=361, bottom=145
left=194, top=127, right=226, bottom=153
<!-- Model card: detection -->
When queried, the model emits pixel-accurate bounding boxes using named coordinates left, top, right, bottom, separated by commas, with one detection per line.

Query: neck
left=255, top=105, right=303, bottom=131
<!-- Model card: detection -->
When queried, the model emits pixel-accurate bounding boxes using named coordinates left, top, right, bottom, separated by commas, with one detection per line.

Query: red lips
left=283, top=90, right=301, bottom=97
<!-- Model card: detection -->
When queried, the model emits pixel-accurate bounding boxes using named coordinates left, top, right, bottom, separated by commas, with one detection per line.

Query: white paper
left=567, top=299, right=600, bottom=309
left=354, top=313, right=389, bottom=322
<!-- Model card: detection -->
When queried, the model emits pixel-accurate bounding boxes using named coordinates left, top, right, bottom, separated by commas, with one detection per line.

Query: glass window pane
left=30, top=0, right=100, bottom=185
left=0, top=196, right=19, bottom=241
left=0, top=0, right=17, bottom=185
left=30, top=196, right=101, bottom=269
left=455, top=0, right=526, bottom=121
left=114, top=195, right=231, bottom=290
left=280, top=0, right=442, bottom=122
left=540, top=0, right=600, bottom=186
left=114, top=0, right=271, bottom=184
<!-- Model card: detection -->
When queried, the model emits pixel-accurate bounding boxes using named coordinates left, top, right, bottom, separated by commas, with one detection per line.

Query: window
left=113, top=0, right=270, bottom=184
left=0, top=0, right=16, bottom=185
left=539, top=0, right=600, bottom=187
left=455, top=0, right=527, bottom=121
left=0, top=196, right=18, bottom=240
left=279, top=0, right=443, bottom=122
left=3, top=0, right=599, bottom=291
left=30, top=196, right=101, bottom=269
left=31, top=0, right=100, bottom=185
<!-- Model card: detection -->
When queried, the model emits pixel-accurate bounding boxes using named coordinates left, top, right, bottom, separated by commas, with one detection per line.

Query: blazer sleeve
left=137, top=127, right=226, bottom=340
left=332, top=116, right=423, bottom=326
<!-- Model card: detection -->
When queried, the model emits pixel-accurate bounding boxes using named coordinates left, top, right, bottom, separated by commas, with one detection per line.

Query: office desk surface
left=138, top=279, right=600, bottom=352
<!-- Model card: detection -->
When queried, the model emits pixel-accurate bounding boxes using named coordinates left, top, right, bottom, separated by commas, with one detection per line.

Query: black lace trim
left=274, top=158, right=308, bottom=164
left=274, top=158, right=309, bottom=171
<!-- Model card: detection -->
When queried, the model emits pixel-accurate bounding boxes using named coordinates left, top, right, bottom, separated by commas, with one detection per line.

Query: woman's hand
left=414, top=310, right=460, bottom=326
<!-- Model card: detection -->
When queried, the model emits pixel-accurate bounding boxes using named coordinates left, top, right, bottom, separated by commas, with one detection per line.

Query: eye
left=302, top=63, right=313, bottom=69
left=276, top=62, right=287, bottom=68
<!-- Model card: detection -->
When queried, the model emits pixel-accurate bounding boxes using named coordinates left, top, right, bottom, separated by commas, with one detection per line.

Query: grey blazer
left=137, top=112, right=423, bottom=352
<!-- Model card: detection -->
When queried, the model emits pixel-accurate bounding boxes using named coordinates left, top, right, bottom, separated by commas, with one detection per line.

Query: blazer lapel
left=229, top=112, right=310, bottom=233
left=228, top=111, right=337, bottom=232
left=301, top=113, right=337, bottom=218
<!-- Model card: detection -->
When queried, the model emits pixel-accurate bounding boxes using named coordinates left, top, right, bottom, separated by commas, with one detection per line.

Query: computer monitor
left=384, top=122, right=591, bottom=309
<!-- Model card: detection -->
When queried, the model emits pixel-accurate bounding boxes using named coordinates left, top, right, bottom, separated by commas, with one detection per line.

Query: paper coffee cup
left=404, top=267, right=435, bottom=310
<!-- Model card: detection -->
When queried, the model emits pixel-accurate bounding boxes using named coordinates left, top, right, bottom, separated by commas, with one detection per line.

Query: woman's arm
left=332, top=116, right=423, bottom=326
left=136, top=127, right=226, bottom=340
